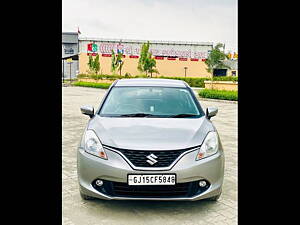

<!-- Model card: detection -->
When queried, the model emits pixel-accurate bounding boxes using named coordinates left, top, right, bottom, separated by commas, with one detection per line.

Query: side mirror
left=80, top=105, right=94, bottom=118
left=206, top=107, right=218, bottom=120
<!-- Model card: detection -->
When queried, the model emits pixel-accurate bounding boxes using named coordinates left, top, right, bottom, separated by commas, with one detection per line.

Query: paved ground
left=63, top=86, right=237, bottom=225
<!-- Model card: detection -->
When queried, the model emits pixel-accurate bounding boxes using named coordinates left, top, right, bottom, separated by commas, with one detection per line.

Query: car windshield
left=99, top=86, right=203, bottom=118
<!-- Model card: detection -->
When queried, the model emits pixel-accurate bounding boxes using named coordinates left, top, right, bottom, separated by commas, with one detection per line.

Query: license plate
left=128, top=174, right=176, bottom=185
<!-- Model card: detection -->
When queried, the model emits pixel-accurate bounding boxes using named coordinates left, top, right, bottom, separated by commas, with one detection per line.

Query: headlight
left=84, top=130, right=107, bottom=159
left=196, top=131, right=218, bottom=160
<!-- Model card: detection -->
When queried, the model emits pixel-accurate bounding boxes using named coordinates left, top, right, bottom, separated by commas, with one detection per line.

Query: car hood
left=87, top=115, right=215, bottom=150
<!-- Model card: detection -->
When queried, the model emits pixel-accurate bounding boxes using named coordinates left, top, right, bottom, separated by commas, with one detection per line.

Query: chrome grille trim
left=103, top=145, right=200, bottom=171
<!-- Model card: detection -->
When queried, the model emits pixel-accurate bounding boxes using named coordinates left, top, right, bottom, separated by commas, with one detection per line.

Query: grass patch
left=73, top=81, right=111, bottom=89
left=199, top=89, right=238, bottom=101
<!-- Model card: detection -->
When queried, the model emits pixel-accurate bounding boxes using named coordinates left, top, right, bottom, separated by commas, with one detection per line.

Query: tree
left=118, top=57, right=124, bottom=76
left=138, top=42, right=159, bottom=77
left=87, top=55, right=94, bottom=74
left=205, top=43, right=231, bottom=89
left=93, top=55, right=100, bottom=80
left=111, top=50, right=117, bottom=74
left=138, top=41, right=150, bottom=73
left=87, top=54, right=100, bottom=77
left=111, top=50, right=124, bottom=75
left=144, top=53, right=159, bottom=77
left=94, top=55, right=100, bottom=74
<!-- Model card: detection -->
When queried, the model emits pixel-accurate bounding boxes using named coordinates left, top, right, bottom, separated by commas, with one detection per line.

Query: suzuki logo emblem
left=146, top=153, right=158, bottom=165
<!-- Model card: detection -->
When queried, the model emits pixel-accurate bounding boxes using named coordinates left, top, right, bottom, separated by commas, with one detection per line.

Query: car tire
left=207, top=193, right=221, bottom=201
left=80, top=191, right=95, bottom=200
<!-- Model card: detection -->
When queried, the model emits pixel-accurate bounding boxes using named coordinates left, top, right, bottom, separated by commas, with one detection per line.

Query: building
left=62, top=32, right=79, bottom=79
left=224, top=59, right=238, bottom=76
left=78, top=37, right=213, bottom=77
left=62, top=33, right=237, bottom=78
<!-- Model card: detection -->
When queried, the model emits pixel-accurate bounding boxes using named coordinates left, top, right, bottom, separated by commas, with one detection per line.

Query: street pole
left=69, top=62, right=72, bottom=84
left=184, top=67, right=187, bottom=78
left=119, top=62, right=121, bottom=76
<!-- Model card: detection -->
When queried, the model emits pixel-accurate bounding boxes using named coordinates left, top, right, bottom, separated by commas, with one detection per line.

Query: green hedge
left=198, top=89, right=238, bottom=101
left=77, top=74, right=238, bottom=88
left=213, top=76, right=238, bottom=82
left=77, top=74, right=122, bottom=80
left=73, top=81, right=111, bottom=89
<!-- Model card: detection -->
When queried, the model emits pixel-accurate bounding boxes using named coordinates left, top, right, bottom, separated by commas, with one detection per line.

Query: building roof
left=79, top=37, right=213, bottom=46
left=115, top=78, right=187, bottom=87
left=62, top=54, right=79, bottom=60
left=62, top=32, right=78, bottom=35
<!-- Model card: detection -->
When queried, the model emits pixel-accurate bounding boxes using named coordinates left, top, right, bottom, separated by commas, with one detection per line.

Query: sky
left=62, top=0, right=237, bottom=52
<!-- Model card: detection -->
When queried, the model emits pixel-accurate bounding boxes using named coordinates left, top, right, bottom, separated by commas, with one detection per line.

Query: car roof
left=114, top=78, right=187, bottom=87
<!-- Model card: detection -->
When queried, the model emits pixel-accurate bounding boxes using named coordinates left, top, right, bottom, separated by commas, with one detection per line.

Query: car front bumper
left=77, top=146, right=224, bottom=201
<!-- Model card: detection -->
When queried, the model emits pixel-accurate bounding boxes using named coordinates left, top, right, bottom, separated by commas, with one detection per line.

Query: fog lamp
left=199, top=180, right=207, bottom=187
left=95, top=179, right=103, bottom=186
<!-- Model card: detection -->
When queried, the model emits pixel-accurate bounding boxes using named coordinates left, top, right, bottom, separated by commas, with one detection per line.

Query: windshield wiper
left=170, top=113, right=199, bottom=118
left=119, top=113, right=154, bottom=117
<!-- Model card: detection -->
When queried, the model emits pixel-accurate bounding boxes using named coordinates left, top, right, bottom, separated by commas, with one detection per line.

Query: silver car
left=77, top=78, right=224, bottom=201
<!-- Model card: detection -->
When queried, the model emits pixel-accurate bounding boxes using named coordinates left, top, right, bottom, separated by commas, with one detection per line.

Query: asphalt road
left=63, top=86, right=237, bottom=225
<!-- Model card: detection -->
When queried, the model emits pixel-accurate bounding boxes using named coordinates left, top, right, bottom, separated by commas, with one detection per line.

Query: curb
left=197, top=97, right=237, bottom=104
left=62, top=83, right=75, bottom=87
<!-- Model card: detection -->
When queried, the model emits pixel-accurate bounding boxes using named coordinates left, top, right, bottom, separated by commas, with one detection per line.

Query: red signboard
left=129, top=55, right=139, bottom=58
left=179, top=58, right=187, bottom=61
left=190, top=58, right=199, bottom=61
left=101, top=53, right=124, bottom=57
left=87, top=43, right=92, bottom=52
left=201, top=58, right=206, bottom=61
left=87, top=53, right=98, bottom=56
left=167, top=57, right=176, bottom=60
left=155, top=56, right=164, bottom=60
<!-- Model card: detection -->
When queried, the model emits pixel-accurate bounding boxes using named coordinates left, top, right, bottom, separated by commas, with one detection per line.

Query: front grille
left=92, top=179, right=211, bottom=198
left=112, top=182, right=195, bottom=197
left=104, top=145, right=194, bottom=167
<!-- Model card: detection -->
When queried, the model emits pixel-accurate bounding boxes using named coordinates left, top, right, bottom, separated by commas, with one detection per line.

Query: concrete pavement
left=62, top=86, right=237, bottom=225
